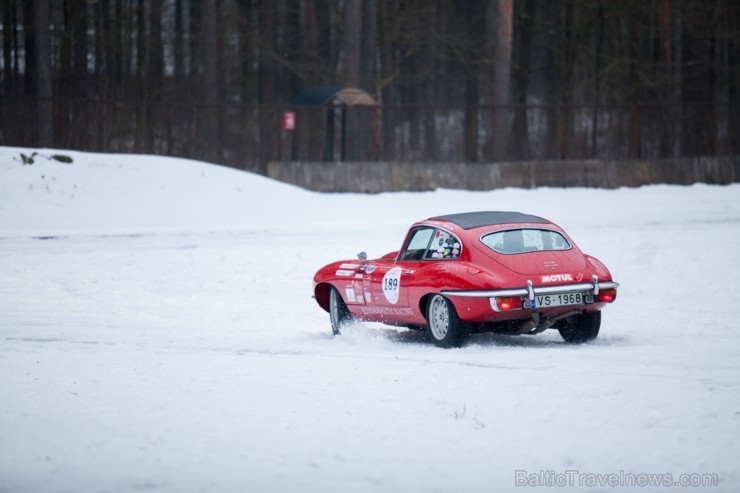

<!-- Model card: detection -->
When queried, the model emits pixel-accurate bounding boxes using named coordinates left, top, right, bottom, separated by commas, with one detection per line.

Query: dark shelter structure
left=292, top=87, right=378, bottom=162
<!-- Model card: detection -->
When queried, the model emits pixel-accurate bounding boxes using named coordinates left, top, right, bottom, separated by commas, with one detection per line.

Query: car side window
left=425, top=229, right=462, bottom=260
left=399, top=227, right=435, bottom=261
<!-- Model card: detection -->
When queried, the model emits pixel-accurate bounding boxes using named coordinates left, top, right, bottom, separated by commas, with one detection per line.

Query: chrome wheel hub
left=429, top=296, right=449, bottom=340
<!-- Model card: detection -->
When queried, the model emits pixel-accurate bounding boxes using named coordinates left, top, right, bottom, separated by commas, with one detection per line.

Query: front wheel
left=557, top=311, right=601, bottom=343
left=329, top=286, right=352, bottom=336
left=425, top=294, right=467, bottom=348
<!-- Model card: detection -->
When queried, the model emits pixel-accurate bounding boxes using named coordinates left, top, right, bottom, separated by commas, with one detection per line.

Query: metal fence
left=2, top=97, right=737, bottom=172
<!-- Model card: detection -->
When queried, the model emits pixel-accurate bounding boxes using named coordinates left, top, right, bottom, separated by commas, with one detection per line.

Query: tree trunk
left=201, top=0, right=220, bottom=161
left=378, top=0, right=398, bottom=161
left=135, top=0, right=149, bottom=151
left=242, top=0, right=259, bottom=104
left=590, top=3, right=605, bottom=158
left=464, top=75, right=478, bottom=163
left=300, top=0, right=318, bottom=57
left=657, top=0, right=672, bottom=157
left=511, top=0, right=534, bottom=160
left=72, top=0, right=87, bottom=79
left=420, top=2, right=437, bottom=161
left=672, top=6, right=683, bottom=157
left=57, top=0, right=74, bottom=147
left=490, top=0, right=513, bottom=161
left=557, top=1, right=576, bottom=160
left=147, top=0, right=163, bottom=151
left=33, top=0, right=53, bottom=146
left=60, top=1, right=72, bottom=95
left=360, top=0, right=377, bottom=92
left=93, top=0, right=104, bottom=77
left=360, top=0, right=378, bottom=159
left=23, top=0, right=35, bottom=96
left=2, top=1, right=13, bottom=94
left=461, top=0, right=481, bottom=163
left=174, top=0, right=185, bottom=77
left=189, top=0, right=201, bottom=78
left=723, top=0, right=738, bottom=155
left=149, top=0, right=164, bottom=83
left=342, top=0, right=361, bottom=88
left=626, top=10, right=642, bottom=159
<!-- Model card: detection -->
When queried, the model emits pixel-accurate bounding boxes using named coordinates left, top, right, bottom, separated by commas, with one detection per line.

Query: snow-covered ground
left=1, top=147, right=738, bottom=492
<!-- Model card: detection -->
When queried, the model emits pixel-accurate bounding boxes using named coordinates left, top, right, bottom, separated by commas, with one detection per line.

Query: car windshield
left=480, top=229, right=571, bottom=254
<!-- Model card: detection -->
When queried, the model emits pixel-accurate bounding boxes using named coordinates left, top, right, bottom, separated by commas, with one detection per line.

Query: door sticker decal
left=382, top=267, right=402, bottom=304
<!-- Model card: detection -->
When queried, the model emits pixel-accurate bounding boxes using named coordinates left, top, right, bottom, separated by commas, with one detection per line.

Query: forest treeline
left=2, top=0, right=738, bottom=170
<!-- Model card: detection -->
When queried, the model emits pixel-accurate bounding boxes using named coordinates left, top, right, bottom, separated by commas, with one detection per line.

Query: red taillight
left=596, top=289, right=617, bottom=303
left=496, top=296, right=523, bottom=311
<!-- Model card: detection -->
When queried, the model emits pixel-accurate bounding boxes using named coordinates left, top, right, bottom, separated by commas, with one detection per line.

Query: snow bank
left=1, top=147, right=738, bottom=492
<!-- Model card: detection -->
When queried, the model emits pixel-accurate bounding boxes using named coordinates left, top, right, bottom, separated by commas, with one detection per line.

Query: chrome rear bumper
left=441, top=276, right=619, bottom=300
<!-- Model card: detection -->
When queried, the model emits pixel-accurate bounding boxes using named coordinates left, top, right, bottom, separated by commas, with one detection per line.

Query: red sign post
left=283, top=111, right=296, bottom=131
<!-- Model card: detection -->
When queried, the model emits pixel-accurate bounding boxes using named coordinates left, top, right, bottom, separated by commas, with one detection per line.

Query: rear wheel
left=425, top=294, right=467, bottom=348
left=557, top=311, right=601, bottom=343
left=329, top=286, right=352, bottom=336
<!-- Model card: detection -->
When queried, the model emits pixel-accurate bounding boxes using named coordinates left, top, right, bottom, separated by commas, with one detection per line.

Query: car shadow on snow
left=375, top=325, right=630, bottom=348
left=470, top=331, right=632, bottom=348
left=330, top=322, right=430, bottom=346
left=469, top=332, right=566, bottom=348
left=319, top=322, right=630, bottom=349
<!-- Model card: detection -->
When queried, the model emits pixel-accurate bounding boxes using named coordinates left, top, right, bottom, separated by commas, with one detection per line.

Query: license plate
left=535, top=293, right=583, bottom=308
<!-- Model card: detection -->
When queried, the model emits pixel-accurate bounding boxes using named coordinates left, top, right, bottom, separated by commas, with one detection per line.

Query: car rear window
left=480, top=229, right=571, bottom=254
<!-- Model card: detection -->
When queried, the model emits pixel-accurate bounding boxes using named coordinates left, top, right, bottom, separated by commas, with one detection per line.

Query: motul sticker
left=336, top=270, right=354, bottom=277
left=541, top=274, right=573, bottom=283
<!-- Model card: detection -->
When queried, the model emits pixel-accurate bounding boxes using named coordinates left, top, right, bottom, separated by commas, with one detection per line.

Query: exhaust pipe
left=518, top=309, right=583, bottom=334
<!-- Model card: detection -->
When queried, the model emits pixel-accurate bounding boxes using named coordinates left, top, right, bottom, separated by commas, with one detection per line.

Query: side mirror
left=357, top=251, right=368, bottom=263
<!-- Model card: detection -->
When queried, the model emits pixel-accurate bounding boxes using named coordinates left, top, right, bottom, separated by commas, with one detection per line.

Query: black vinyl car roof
left=429, top=211, right=549, bottom=230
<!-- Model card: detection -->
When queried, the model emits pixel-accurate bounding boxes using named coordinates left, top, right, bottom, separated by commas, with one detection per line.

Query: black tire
left=425, top=294, right=467, bottom=348
left=329, top=286, right=352, bottom=336
left=557, top=311, right=601, bottom=343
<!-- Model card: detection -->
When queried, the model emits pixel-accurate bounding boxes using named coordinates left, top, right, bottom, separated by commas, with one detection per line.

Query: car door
left=395, top=226, right=464, bottom=307
left=360, top=227, right=434, bottom=320
left=364, top=259, right=410, bottom=310
left=357, top=228, right=433, bottom=320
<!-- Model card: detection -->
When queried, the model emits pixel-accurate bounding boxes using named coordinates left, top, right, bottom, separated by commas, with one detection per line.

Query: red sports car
left=313, top=211, right=619, bottom=347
